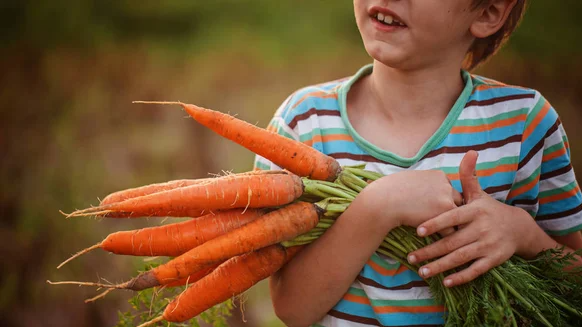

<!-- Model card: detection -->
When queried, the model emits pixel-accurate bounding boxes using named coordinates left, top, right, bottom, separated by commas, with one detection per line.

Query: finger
left=438, top=227, right=456, bottom=237
left=408, top=228, right=478, bottom=265
left=452, top=188, right=463, bottom=207
left=415, top=241, right=482, bottom=279
left=459, top=150, right=482, bottom=203
left=417, top=205, right=476, bottom=237
left=441, top=257, right=498, bottom=287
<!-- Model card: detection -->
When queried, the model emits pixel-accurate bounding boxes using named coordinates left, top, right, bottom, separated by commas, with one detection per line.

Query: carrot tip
left=132, top=100, right=184, bottom=106
left=46, top=279, right=128, bottom=290
left=57, top=243, right=101, bottom=269
left=84, top=289, right=113, bottom=303
left=136, top=315, right=164, bottom=327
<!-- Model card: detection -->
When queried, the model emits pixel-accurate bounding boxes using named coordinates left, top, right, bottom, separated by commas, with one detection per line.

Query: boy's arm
left=270, top=189, right=397, bottom=327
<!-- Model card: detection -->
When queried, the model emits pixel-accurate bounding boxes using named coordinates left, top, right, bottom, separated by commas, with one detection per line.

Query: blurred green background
left=1, top=1, right=581, bottom=327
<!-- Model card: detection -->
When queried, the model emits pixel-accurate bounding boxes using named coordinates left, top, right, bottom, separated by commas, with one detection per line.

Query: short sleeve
left=507, top=93, right=582, bottom=236
left=253, top=93, right=301, bottom=171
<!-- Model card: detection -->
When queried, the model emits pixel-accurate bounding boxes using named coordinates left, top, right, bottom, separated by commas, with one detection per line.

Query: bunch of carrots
left=51, top=101, right=582, bottom=327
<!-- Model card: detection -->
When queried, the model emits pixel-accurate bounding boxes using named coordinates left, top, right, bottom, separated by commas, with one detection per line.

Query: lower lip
left=370, top=17, right=406, bottom=32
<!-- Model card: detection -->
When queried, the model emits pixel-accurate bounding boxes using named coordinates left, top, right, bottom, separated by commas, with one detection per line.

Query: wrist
left=354, top=181, right=401, bottom=232
left=515, top=207, right=559, bottom=258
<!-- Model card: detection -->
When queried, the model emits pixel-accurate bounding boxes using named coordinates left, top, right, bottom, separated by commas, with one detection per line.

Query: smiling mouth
left=372, top=12, right=406, bottom=27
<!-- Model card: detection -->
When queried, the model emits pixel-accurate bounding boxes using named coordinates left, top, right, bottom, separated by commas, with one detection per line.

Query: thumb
left=459, top=150, right=482, bottom=203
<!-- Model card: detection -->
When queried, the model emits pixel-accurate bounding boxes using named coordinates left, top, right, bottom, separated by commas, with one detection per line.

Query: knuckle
left=455, top=248, right=471, bottom=264
left=443, top=238, right=458, bottom=252
left=452, top=211, right=463, bottom=225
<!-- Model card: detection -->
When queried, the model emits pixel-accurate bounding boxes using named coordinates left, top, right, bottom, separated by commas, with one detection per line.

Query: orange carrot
left=99, top=171, right=267, bottom=206
left=52, top=202, right=320, bottom=291
left=149, top=201, right=319, bottom=287
left=138, top=245, right=303, bottom=326
left=133, top=101, right=342, bottom=181
left=100, top=179, right=204, bottom=205
left=163, top=263, right=221, bottom=288
left=64, top=171, right=303, bottom=218
left=57, top=209, right=264, bottom=269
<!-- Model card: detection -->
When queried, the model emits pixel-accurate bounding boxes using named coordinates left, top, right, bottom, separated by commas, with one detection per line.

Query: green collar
left=337, top=64, right=473, bottom=167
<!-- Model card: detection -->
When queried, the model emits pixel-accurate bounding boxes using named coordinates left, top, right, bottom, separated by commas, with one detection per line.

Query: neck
left=366, top=60, right=466, bottom=121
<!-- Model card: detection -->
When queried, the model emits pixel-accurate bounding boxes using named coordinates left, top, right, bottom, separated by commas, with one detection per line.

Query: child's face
left=354, top=0, right=480, bottom=70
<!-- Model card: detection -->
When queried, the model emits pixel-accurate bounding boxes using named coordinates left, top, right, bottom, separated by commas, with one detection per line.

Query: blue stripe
left=541, top=155, right=570, bottom=175
left=467, top=86, right=535, bottom=102
left=440, top=124, right=523, bottom=147
left=360, top=264, right=424, bottom=287
left=377, top=312, right=446, bottom=326
left=538, top=196, right=582, bottom=216
left=333, top=298, right=377, bottom=319
left=320, top=140, right=367, bottom=156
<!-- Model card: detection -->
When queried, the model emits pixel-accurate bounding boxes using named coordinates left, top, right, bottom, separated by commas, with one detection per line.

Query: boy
left=254, top=1, right=582, bottom=326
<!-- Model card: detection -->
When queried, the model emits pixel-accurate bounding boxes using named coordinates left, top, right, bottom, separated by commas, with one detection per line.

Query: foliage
left=114, top=263, right=234, bottom=327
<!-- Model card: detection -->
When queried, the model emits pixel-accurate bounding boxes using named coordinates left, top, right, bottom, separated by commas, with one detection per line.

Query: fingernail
left=444, top=279, right=453, bottom=287
left=420, top=267, right=430, bottom=277
left=418, top=227, right=427, bottom=236
left=408, top=255, right=417, bottom=264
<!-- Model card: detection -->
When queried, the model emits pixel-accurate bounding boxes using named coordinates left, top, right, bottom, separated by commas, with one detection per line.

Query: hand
left=407, top=151, right=548, bottom=287
left=358, top=169, right=463, bottom=231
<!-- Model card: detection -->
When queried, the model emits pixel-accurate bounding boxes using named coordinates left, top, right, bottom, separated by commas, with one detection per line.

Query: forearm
left=517, top=208, right=582, bottom=267
left=270, top=195, right=397, bottom=327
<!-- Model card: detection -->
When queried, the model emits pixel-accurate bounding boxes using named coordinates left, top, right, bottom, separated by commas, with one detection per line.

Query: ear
left=470, top=0, right=518, bottom=38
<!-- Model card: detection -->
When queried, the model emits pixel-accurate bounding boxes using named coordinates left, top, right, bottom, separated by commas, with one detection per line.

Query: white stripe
left=271, top=116, right=300, bottom=140
left=358, top=283, right=434, bottom=301
left=318, top=315, right=375, bottom=327
left=540, top=171, right=577, bottom=193
left=537, top=212, right=582, bottom=231
left=459, top=96, right=536, bottom=120
left=515, top=146, right=544, bottom=186
left=419, top=142, right=521, bottom=171
left=543, top=127, right=566, bottom=150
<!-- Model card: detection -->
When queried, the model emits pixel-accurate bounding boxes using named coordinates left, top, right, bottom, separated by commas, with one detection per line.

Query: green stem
left=490, top=269, right=554, bottom=327
left=344, top=167, right=383, bottom=181
left=494, top=283, right=518, bottom=327
left=548, top=295, right=582, bottom=318
left=382, top=238, right=409, bottom=257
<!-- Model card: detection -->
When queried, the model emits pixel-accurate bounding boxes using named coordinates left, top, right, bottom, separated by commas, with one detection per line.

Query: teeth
left=383, top=15, right=394, bottom=24
left=377, top=13, right=385, bottom=21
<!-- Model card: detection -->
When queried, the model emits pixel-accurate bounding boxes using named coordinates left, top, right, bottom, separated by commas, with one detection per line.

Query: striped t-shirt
left=254, top=64, right=582, bottom=327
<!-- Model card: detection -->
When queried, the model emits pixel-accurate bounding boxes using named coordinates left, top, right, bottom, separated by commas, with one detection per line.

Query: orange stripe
left=343, top=293, right=372, bottom=305
left=523, top=101, right=551, bottom=140
left=343, top=293, right=445, bottom=314
left=543, top=146, right=567, bottom=163
left=474, top=83, right=529, bottom=92
left=507, top=177, right=538, bottom=199
left=291, top=91, right=338, bottom=110
left=266, top=125, right=277, bottom=133
left=474, top=84, right=506, bottom=91
left=366, top=260, right=409, bottom=276
left=446, top=163, right=518, bottom=181
left=540, top=186, right=580, bottom=205
left=303, top=134, right=354, bottom=146
left=374, top=304, right=446, bottom=314
left=450, top=114, right=527, bottom=134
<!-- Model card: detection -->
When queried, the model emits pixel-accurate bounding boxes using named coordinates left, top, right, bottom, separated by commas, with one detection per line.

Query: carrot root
left=85, top=288, right=113, bottom=303
left=57, top=243, right=101, bottom=269
left=136, top=316, right=164, bottom=327
left=60, top=209, right=114, bottom=218
left=47, top=280, right=131, bottom=290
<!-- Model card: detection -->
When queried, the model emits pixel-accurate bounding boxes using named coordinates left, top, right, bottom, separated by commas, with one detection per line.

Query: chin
left=364, top=42, right=413, bottom=70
